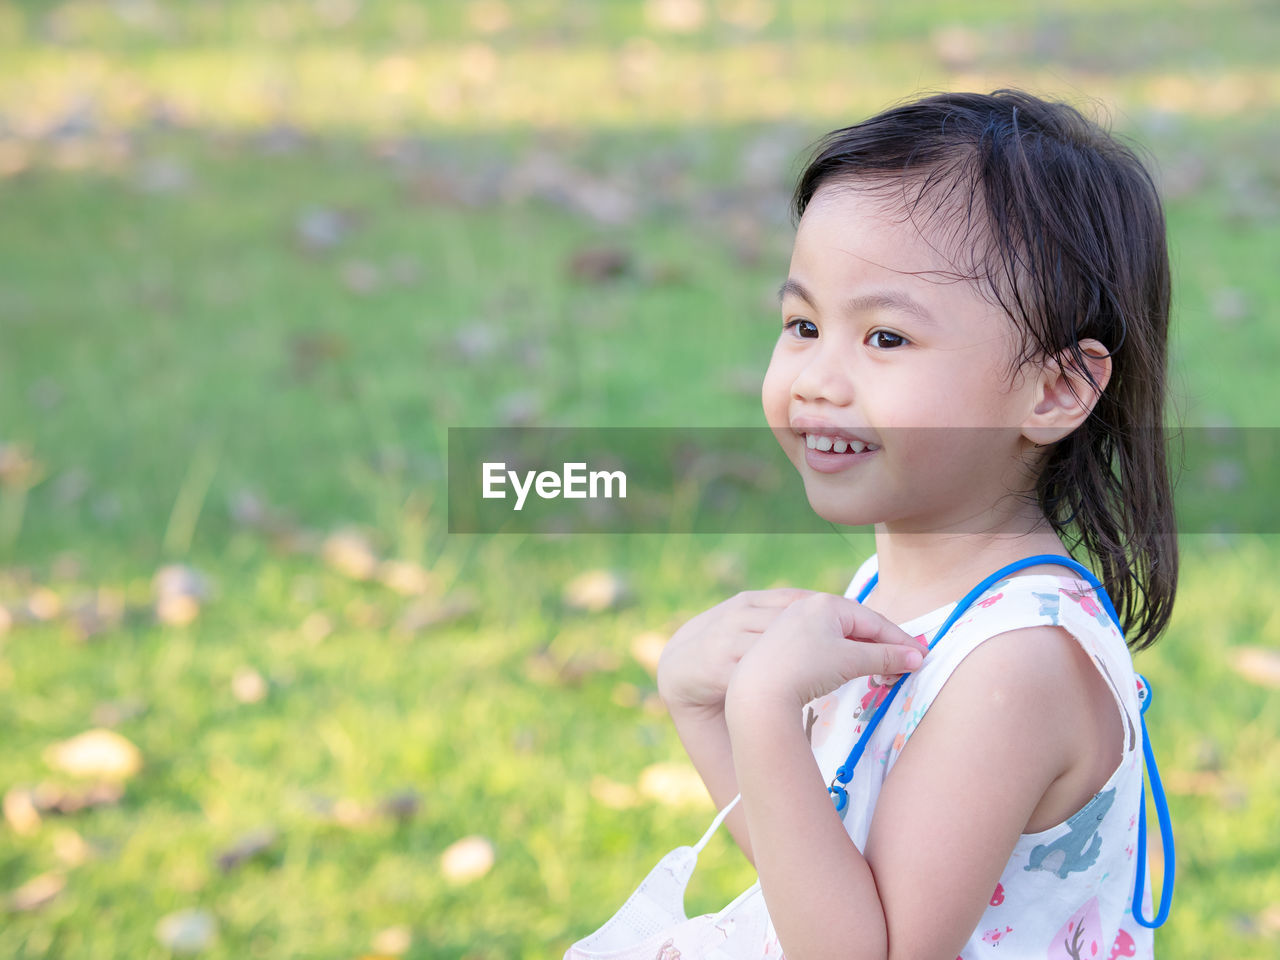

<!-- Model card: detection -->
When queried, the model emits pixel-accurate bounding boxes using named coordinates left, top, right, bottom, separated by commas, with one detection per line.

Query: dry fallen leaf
left=156, top=593, right=200, bottom=626
left=339, top=259, right=383, bottom=295
left=453, top=322, right=502, bottom=361
left=228, top=489, right=271, bottom=528
left=496, top=390, right=543, bottom=427
left=1230, top=646, right=1280, bottom=689
left=25, top=587, right=60, bottom=621
left=215, top=827, right=278, bottom=873
left=323, top=529, right=380, bottom=581
left=295, top=207, right=354, bottom=252
left=155, top=907, right=218, bottom=954
left=563, top=569, right=628, bottom=613
left=135, top=156, right=190, bottom=195
left=377, top=789, right=421, bottom=822
left=290, top=332, right=350, bottom=380
left=31, top=780, right=124, bottom=814
left=645, top=0, right=707, bottom=33
left=330, top=799, right=374, bottom=828
left=154, top=564, right=209, bottom=626
left=629, top=631, right=667, bottom=675
left=67, top=588, right=125, bottom=641
left=377, top=560, right=435, bottom=596
left=525, top=647, right=620, bottom=688
left=371, top=924, right=413, bottom=955
left=590, top=775, right=640, bottom=809
left=440, top=835, right=495, bottom=885
left=231, top=667, right=268, bottom=704
left=3, top=786, right=40, bottom=834
left=1256, top=903, right=1280, bottom=936
left=524, top=649, right=560, bottom=686
left=44, top=729, right=143, bottom=780
left=299, top=611, right=334, bottom=644
left=703, top=550, right=747, bottom=588
left=52, top=828, right=93, bottom=867
left=565, top=179, right=639, bottom=226
left=393, top=594, right=477, bottom=636
left=566, top=245, right=631, bottom=283
left=1210, top=287, right=1252, bottom=325
left=7, top=872, right=65, bottom=912
left=638, top=762, right=709, bottom=809
left=0, top=443, right=43, bottom=489
left=153, top=565, right=209, bottom=602
left=91, top=697, right=146, bottom=727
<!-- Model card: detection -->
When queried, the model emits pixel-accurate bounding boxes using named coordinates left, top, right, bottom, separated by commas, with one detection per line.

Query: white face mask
left=564, top=794, right=774, bottom=959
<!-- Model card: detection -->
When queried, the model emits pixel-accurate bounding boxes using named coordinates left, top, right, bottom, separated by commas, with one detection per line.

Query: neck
left=868, top=510, right=1069, bottom=624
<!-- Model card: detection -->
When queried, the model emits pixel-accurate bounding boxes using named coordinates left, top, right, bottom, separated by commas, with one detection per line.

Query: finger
left=838, top=640, right=922, bottom=690
left=871, top=671, right=907, bottom=687
left=829, top=594, right=921, bottom=647
left=866, top=639, right=924, bottom=679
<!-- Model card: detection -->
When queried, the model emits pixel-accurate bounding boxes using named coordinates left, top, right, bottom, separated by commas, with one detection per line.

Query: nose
left=790, top=341, right=854, bottom=406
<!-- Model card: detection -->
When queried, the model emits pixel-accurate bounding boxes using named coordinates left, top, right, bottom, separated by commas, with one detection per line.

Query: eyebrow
left=776, top=278, right=935, bottom=325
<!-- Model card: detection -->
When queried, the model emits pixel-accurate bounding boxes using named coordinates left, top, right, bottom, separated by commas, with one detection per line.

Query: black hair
left=790, top=88, right=1177, bottom=651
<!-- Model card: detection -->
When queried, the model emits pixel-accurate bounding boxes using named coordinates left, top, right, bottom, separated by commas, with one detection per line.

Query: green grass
left=1, top=2, right=1279, bottom=958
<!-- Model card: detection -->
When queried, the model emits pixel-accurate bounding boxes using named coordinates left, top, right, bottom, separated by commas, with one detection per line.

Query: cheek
left=881, top=363, right=1018, bottom=428
left=760, top=350, right=791, bottom=417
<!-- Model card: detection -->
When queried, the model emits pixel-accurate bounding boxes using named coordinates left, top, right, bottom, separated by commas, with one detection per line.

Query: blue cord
left=1131, top=676, right=1175, bottom=928
left=829, top=554, right=1174, bottom=929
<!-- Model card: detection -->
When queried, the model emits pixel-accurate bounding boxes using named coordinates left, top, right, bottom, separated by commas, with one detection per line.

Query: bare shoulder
left=925, top=625, right=1090, bottom=770
left=941, top=624, right=1094, bottom=711
left=933, top=623, right=1123, bottom=830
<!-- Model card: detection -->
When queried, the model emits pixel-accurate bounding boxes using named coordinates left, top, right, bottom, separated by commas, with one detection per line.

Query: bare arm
left=656, top=588, right=816, bottom=866
left=726, top=614, right=1087, bottom=960
left=666, top=703, right=755, bottom=864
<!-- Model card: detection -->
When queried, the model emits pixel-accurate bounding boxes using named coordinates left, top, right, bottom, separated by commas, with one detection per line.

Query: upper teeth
left=806, top=434, right=877, bottom=454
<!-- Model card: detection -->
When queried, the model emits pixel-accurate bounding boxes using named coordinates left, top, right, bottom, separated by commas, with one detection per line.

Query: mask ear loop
left=1131, top=675, right=1175, bottom=928
left=693, top=794, right=742, bottom=855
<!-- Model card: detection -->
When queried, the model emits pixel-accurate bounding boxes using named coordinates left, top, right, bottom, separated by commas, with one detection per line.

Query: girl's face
left=762, top=181, right=1044, bottom=533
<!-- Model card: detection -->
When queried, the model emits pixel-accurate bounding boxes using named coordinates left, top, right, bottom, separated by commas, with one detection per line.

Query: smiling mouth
left=803, top=433, right=881, bottom=455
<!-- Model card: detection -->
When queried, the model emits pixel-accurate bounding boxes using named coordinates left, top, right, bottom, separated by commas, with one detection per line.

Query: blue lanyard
left=827, top=554, right=1174, bottom=929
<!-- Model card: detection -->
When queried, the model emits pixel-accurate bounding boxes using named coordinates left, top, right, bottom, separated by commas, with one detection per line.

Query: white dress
left=565, top=555, right=1156, bottom=959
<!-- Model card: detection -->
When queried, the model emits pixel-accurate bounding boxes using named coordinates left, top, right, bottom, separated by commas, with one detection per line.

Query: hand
left=656, top=588, right=817, bottom=718
left=726, top=593, right=927, bottom=711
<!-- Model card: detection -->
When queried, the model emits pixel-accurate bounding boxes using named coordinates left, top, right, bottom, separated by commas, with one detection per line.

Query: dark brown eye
left=869, top=330, right=908, bottom=349
left=784, top=319, right=818, bottom=339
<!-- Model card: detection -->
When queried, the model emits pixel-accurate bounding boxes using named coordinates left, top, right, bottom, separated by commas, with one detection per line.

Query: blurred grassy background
left=1, top=1, right=1278, bottom=958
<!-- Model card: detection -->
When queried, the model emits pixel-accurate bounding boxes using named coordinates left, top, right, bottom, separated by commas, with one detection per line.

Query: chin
left=800, top=482, right=884, bottom=529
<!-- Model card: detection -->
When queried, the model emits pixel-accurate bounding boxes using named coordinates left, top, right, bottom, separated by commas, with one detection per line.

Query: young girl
left=567, top=89, right=1177, bottom=960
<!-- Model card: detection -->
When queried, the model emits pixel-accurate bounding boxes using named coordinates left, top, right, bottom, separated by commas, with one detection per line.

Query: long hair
left=790, top=88, right=1177, bottom=651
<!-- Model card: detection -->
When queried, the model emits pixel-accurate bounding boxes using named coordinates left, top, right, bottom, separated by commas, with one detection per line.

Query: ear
left=1021, top=339, right=1112, bottom=446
